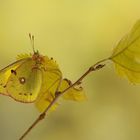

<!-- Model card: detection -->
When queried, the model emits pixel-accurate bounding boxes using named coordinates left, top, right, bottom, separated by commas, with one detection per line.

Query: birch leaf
left=110, top=20, right=140, bottom=83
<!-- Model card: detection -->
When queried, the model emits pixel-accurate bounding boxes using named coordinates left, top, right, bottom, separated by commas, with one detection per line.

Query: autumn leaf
left=110, top=20, right=140, bottom=83
left=60, top=78, right=86, bottom=101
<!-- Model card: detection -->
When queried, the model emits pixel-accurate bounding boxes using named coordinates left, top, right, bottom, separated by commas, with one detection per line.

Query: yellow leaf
left=35, top=91, right=58, bottom=113
left=16, top=53, right=31, bottom=60
left=35, top=56, right=62, bottom=113
left=110, top=20, right=140, bottom=83
left=59, top=79, right=86, bottom=101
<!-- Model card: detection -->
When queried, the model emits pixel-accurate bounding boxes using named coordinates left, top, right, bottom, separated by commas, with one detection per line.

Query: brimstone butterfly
left=0, top=34, right=85, bottom=113
left=0, top=34, right=62, bottom=104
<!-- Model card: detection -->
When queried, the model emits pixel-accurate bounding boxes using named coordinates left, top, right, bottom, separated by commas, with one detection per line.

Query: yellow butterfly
left=0, top=34, right=86, bottom=113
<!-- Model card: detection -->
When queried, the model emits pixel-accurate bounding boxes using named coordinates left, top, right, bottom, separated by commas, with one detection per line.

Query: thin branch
left=19, top=58, right=109, bottom=140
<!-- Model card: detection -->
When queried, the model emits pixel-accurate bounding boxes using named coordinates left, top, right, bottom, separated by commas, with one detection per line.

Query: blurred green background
left=0, top=0, right=140, bottom=140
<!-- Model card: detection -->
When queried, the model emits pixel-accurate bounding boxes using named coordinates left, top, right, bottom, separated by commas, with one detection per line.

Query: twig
left=19, top=58, right=109, bottom=140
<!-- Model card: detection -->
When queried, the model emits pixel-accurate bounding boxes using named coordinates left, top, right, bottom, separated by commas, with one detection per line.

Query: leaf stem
left=19, top=58, right=109, bottom=140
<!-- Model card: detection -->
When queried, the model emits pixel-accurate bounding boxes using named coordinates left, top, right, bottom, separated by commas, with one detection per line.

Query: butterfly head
left=32, top=51, right=45, bottom=64
left=29, top=34, right=44, bottom=64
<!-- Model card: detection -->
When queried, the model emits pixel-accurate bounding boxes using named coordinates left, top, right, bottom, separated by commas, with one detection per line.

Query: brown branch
left=19, top=58, right=109, bottom=140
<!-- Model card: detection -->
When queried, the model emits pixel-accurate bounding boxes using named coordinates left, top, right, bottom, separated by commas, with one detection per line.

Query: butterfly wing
left=6, top=59, right=42, bottom=103
left=35, top=56, right=62, bottom=112
left=0, top=58, right=30, bottom=96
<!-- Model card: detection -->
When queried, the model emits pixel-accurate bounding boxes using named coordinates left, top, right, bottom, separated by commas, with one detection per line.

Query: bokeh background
left=0, top=0, right=140, bottom=140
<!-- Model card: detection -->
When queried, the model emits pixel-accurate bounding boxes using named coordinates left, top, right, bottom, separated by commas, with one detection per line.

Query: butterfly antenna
left=29, top=33, right=35, bottom=53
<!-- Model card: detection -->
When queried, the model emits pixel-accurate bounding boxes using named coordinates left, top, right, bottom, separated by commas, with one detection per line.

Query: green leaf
left=110, top=20, right=140, bottom=83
